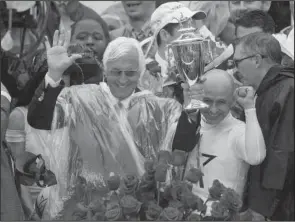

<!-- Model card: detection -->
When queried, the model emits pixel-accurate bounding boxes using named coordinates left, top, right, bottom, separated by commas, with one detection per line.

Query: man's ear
left=254, top=54, right=263, bottom=68
left=262, top=1, right=271, bottom=12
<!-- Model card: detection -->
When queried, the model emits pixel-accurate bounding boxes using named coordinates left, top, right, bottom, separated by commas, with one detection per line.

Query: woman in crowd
left=5, top=16, right=111, bottom=219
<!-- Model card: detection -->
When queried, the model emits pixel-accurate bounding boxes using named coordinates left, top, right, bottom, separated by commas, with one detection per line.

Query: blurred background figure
left=101, top=14, right=124, bottom=32
left=110, top=1, right=156, bottom=42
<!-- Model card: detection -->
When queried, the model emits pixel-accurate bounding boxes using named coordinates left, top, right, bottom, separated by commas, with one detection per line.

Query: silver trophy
left=168, top=17, right=212, bottom=111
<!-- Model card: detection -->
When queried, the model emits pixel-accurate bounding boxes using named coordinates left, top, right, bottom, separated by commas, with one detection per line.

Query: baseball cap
left=151, top=2, right=207, bottom=37
left=144, top=2, right=206, bottom=57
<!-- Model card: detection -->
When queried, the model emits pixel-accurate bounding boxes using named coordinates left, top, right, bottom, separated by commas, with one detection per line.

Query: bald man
left=182, top=69, right=266, bottom=214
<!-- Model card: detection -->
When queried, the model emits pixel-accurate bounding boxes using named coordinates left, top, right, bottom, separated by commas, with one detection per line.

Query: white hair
left=103, top=37, right=146, bottom=77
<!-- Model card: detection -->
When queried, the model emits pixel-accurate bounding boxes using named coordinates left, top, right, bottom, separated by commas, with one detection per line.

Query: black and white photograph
left=0, top=1, right=294, bottom=221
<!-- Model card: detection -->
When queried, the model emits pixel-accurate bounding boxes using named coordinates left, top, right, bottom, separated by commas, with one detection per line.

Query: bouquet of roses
left=70, top=150, right=242, bottom=221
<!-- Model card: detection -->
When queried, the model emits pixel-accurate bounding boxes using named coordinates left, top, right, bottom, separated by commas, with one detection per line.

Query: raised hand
left=45, top=29, right=82, bottom=82
left=181, top=77, right=206, bottom=108
left=234, top=86, right=256, bottom=110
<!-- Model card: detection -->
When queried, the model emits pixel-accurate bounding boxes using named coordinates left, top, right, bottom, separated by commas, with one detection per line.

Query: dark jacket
left=27, top=80, right=199, bottom=153
left=1, top=94, right=25, bottom=220
left=247, top=65, right=294, bottom=220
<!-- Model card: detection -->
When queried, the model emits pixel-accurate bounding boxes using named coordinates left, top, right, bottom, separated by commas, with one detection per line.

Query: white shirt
left=186, top=110, right=266, bottom=201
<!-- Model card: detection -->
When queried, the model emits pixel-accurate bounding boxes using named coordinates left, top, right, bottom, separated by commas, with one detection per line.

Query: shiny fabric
left=41, top=83, right=182, bottom=219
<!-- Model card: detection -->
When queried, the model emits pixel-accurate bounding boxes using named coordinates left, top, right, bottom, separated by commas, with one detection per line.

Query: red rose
left=181, top=191, right=206, bottom=212
left=154, top=163, right=169, bottom=182
left=209, top=179, right=226, bottom=200
left=145, top=202, right=162, bottom=221
left=211, top=201, right=230, bottom=219
left=168, top=200, right=185, bottom=213
left=122, top=174, right=139, bottom=196
left=88, top=199, right=105, bottom=214
left=107, top=174, right=121, bottom=191
left=186, top=213, right=202, bottom=221
left=157, top=150, right=172, bottom=164
left=219, top=188, right=242, bottom=213
left=159, top=207, right=183, bottom=220
left=105, top=203, right=123, bottom=221
left=139, top=173, right=156, bottom=192
left=120, top=195, right=142, bottom=216
left=185, top=168, right=204, bottom=184
left=170, top=181, right=191, bottom=200
left=171, top=150, right=187, bottom=166
left=144, top=159, right=156, bottom=174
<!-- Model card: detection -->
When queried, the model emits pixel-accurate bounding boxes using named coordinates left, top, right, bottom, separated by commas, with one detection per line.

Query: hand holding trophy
left=168, top=16, right=213, bottom=112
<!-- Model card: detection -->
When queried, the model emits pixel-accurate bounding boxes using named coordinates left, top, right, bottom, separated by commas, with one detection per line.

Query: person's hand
left=45, top=29, right=82, bottom=82
left=234, top=86, right=256, bottom=110
left=146, top=60, right=161, bottom=79
left=181, top=77, right=206, bottom=108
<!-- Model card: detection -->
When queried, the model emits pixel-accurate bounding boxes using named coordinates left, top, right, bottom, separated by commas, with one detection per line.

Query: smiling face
left=71, top=19, right=108, bottom=61
left=105, top=48, right=141, bottom=100
left=122, top=1, right=155, bottom=20
left=200, top=70, right=235, bottom=125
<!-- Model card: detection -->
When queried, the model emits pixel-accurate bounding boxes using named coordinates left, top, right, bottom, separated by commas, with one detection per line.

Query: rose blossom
left=122, top=174, right=139, bottom=195
left=105, top=203, right=122, bottom=221
left=186, top=213, right=202, bottom=221
left=159, top=207, right=183, bottom=220
left=145, top=202, right=162, bottom=221
left=157, top=150, right=172, bottom=164
left=210, top=201, right=230, bottom=219
left=144, top=159, right=156, bottom=174
left=107, top=174, right=121, bottom=191
left=209, top=179, right=226, bottom=200
left=181, top=191, right=206, bottom=212
left=185, top=168, right=204, bottom=184
left=154, top=163, right=169, bottom=182
left=219, top=188, right=242, bottom=213
left=120, top=195, right=142, bottom=216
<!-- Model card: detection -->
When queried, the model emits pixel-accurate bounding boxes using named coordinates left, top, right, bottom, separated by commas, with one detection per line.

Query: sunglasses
left=232, top=54, right=267, bottom=67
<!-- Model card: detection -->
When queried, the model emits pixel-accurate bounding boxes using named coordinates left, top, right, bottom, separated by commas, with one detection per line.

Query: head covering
left=273, top=27, right=294, bottom=60
left=103, top=37, right=146, bottom=77
left=150, top=2, right=206, bottom=37
left=144, top=2, right=206, bottom=57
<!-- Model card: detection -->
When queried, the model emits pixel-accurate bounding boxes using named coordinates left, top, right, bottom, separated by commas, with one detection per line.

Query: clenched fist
left=45, top=29, right=82, bottom=82
left=234, top=86, right=256, bottom=110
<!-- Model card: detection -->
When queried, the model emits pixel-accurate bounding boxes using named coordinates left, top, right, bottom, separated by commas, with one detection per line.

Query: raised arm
left=27, top=29, right=82, bottom=130
left=234, top=86, right=266, bottom=165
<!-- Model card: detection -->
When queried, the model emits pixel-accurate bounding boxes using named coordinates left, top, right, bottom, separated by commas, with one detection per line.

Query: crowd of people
left=1, top=1, right=294, bottom=221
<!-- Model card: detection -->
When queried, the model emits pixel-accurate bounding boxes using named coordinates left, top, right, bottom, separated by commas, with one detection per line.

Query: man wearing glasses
left=233, top=31, right=294, bottom=221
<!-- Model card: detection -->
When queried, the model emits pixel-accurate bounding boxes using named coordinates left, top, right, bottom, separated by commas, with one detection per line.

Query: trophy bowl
left=168, top=22, right=210, bottom=112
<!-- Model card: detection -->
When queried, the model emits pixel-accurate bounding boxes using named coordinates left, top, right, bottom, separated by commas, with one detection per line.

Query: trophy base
left=184, top=100, right=209, bottom=113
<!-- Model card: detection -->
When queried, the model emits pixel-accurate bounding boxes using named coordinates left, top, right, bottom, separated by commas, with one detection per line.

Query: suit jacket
left=27, top=81, right=199, bottom=153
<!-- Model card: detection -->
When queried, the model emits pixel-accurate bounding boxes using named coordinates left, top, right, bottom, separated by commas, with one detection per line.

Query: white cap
left=273, top=27, right=294, bottom=60
left=150, top=2, right=207, bottom=38
left=143, top=2, right=206, bottom=57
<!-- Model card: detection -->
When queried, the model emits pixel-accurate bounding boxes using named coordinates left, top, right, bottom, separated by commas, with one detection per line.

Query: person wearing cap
left=140, top=2, right=206, bottom=98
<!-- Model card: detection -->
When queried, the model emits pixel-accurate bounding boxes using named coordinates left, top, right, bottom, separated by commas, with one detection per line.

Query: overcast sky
left=80, top=1, right=117, bottom=15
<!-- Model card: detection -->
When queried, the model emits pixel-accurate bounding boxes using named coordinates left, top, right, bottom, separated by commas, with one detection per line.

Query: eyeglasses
left=232, top=54, right=267, bottom=67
